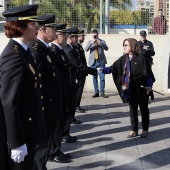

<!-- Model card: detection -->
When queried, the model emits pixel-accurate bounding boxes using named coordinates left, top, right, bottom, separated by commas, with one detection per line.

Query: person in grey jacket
left=85, top=29, right=108, bottom=98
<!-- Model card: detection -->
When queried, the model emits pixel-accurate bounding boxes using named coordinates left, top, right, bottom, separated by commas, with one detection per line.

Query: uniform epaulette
left=13, top=45, right=19, bottom=52
left=32, top=43, right=38, bottom=49
left=51, top=46, right=55, bottom=52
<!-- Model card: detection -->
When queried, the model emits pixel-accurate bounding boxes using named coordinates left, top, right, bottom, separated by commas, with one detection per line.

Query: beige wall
left=1, top=33, right=170, bottom=93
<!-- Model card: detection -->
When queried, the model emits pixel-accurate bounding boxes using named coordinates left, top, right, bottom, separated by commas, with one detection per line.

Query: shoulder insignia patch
left=13, top=45, right=19, bottom=52
left=32, top=43, right=38, bottom=49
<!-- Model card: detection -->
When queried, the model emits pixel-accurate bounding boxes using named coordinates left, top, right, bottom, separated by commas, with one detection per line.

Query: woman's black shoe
left=140, top=131, right=148, bottom=138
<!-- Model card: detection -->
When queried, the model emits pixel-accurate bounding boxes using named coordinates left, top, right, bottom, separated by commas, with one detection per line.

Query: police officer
left=75, top=30, right=87, bottom=113
left=29, top=15, right=68, bottom=169
left=63, top=27, right=97, bottom=127
left=51, top=26, right=81, bottom=143
left=50, top=24, right=73, bottom=162
left=0, top=4, right=47, bottom=170
left=0, top=4, right=9, bottom=170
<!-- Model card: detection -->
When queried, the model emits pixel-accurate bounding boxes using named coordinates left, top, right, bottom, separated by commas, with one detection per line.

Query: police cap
left=66, top=27, right=79, bottom=36
left=2, top=4, right=38, bottom=22
left=140, top=30, right=147, bottom=36
left=37, top=14, right=57, bottom=27
left=56, top=23, right=67, bottom=32
left=78, top=29, right=85, bottom=36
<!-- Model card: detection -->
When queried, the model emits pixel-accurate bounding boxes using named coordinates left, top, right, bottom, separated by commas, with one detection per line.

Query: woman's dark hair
left=123, top=38, right=140, bottom=55
left=4, top=20, right=29, bottom=38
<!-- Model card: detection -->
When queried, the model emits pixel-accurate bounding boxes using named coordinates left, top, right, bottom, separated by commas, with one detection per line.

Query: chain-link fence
left=0, top=0, right=169, bottom=35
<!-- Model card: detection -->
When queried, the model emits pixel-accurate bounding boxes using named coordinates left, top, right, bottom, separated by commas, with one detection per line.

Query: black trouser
left=63, top=79, right=77, bottom=136
left=63, top=115, right=73, bottom=136
left=0, top=103, right=9, bottom=170
left=33, top=121, right=56, bottom=170
left=129, top=101, right=149, bottom=132
left=70, top=79, right=77, bottom=116
left=75, top=75, right=86, bottom=107
left=9, top=145, right=36, bottom=170
left=49, top=120, right=65, bottom=160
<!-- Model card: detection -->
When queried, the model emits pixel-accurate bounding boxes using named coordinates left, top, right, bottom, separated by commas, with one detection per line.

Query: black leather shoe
left=60, top=151, right=71, bottom=159
left=92, top=93, right=99, bottom=98
left=62, top=135, right=77, bottom=143
left=53, top=154, right=71, bottom=163
left=101, top=93, right=108, bottom=98
left=64, top=134, right=78, bottom=140
left=75, top=106, right=85, bottom=113
left=69, top=135, right=77, bottom=140
left=71, top=118, right=82, bottom=124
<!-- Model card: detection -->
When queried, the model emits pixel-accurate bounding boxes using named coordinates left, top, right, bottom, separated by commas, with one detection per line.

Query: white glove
left=11, top=144, right=28, bottom=163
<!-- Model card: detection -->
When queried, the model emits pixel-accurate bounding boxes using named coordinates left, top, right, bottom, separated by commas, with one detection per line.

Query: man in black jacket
left=138, top=30, right=155, bottom=67
left=75, top=30, right=87, bottom=113
left=63, top=27, right=97, bottom=125
left=49, top=23, right=74, bottom=160
left=29, top=15, right=70, bottom=169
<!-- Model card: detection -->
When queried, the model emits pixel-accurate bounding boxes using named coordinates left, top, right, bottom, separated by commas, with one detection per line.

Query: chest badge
left=28, top=64, right=35, bottom=74
left=47, top=55, right=52, bottom=63
left=61, top=55, right=65, bottom=61
left=34, top=82, right=37, bottom=88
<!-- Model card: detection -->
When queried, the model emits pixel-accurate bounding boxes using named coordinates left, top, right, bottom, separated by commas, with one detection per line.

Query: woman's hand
left=97, top=67, right=103, bottom=74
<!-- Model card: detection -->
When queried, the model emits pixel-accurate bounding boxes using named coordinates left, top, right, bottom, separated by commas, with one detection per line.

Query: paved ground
left=47, top=92, right=170, bottom=170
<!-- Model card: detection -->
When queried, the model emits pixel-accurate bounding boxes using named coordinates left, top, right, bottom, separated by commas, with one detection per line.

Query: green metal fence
left=0, top=0, right=169, bottom=35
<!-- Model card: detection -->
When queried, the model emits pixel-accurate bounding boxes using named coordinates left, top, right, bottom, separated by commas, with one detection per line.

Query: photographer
left=85, top=30, right=108, bottom=98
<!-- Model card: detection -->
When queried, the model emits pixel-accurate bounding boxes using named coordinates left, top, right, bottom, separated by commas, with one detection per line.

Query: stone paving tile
left=47, top=92, right=170, bottom=170
left=106, top=153, right=142, bottom=170
left=140, top=151, right=170, bottom=170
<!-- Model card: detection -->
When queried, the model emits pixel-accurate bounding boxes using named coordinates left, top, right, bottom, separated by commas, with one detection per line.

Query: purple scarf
left=122, top=55, right=135, bottom=99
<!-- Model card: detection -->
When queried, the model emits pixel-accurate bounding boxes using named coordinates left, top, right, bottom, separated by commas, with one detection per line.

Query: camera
left=94, top=35, right=97, bottom=39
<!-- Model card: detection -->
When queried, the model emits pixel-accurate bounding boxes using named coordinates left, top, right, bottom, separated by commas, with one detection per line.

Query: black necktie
left=27, top=47, right=32, bottom=56
left=60, top=48, right=65, bottom=54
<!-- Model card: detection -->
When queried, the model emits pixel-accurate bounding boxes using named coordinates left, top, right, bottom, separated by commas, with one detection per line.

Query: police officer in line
left=63, top=27, right=97, bottom=127
left=75, top=30, right=87, bottom=113
left=0, top=4, right=9, bottom=170
left=29, top=15, right=67, bottom=169
left=50, top=24, right=73, bottom=161
left=138, top=30, right=155, bottom=67
left=0, top=4, right=47, bottom=170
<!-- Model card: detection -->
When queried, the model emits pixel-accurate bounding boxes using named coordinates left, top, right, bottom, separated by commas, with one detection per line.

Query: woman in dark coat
left=100, top=38, right=155, bottom=138
left=0, top=4, right=46, bottom=170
